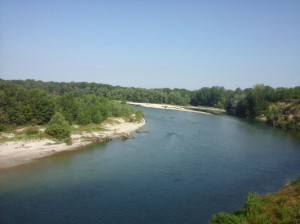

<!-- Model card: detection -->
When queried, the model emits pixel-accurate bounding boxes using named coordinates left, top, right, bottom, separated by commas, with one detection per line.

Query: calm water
left=1, top=107, right=300, bottom=224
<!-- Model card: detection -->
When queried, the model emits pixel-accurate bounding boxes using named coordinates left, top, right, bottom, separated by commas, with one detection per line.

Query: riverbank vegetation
left=0, top=81, right=144, bottom=138
left=2, top=79, right=299, bottom=130
left=1, top=79, right=299, bottom=221
left=210, top=178, right=300, bottom=224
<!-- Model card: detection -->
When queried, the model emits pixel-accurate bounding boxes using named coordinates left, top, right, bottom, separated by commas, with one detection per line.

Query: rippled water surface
left=1, top=107, right=300, bottom=224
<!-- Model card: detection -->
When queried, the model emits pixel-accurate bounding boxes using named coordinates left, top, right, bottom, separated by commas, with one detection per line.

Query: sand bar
left=127, top=102, right=211, bottom=114
left=0, top=118, right=145, bottom=169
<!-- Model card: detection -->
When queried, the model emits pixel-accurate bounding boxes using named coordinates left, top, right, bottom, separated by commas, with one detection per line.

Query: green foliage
left=127, top=110, right=144, bottom=122
left=77, top=111, right=92, bottom=125
left=210, top=179, right=300, bottom=224
left=45, top=124, right=71, bottom=142
left=109, top=100, right=134, bottom=117
left=0, top=80, right=142, bottom=129
left=210, top=212, right=243, bottom=224
left=27, top=89, right=56, bottom=124
left=135, top=110, right=144, bottom=121
left=244, top=193, right=270, bottom=223
left=45, top=112, right=71, bottom=141
left=265, top=102, right=300, bottom=130
left=5, top=79, right=191, bottom=105
left=48, top=112, right=68, bottom=125
left=25, top=126, right=40, bottom=135
left=191, top=86, right=232, bottom=109
left=0, top=81, right=55, bottom=125
left=245, top=84, right=270, bottom=118
left=226, top=85, right=300, bottom=127
left=1, top=79, right=299, bottom=130
left=226, top=90, right=248, bottom=116
left=68, top=96, right=136, bottom=125
left=0, top=124, right=7, bottom=132
left=57, top=93, right=79, bottom=124
left=266, top=106, right=282, bottom=124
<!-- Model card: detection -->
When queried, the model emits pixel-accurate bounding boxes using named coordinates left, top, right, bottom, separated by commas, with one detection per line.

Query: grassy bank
left=210, top=178, right=300, bottom=224
left=0, top=114, right=144, bottom=144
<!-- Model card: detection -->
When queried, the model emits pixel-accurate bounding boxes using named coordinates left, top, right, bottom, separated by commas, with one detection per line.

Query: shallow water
left=1, top=107, right=300, bottom=224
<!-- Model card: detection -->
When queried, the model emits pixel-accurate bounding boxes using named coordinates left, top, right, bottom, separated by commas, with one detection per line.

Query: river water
left=1, top=107, right=300, bottom=224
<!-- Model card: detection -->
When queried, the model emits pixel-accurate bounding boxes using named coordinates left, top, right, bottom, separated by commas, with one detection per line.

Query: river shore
left=0, top=118, right=145, bottom=169
left=127, top=102, right=212, bottom=114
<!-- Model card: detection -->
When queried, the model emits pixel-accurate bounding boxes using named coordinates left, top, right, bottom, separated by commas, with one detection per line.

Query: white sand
left=127, top=102, right=211, bottom=114
left=0, top=118, right=145, bottom=169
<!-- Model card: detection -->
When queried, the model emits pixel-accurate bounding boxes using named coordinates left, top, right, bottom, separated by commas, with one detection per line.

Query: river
left=1, top=107, right=300, bottom=224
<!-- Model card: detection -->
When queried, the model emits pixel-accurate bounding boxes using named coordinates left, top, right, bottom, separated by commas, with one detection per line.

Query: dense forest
left=1, top=79, right=300, bottom=130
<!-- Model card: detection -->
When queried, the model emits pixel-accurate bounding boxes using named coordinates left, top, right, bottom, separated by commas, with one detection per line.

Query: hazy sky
left=0, top=0, right=299, bottom=90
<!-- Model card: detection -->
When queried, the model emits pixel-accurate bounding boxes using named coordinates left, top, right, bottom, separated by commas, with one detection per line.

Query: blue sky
left=0, top=0, right=299, bottom=90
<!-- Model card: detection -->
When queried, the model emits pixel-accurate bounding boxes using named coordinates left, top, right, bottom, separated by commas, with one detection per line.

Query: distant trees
left=190, top=86, right=233, bottom=108
left=1, top=79, right=299, bottom=130
left=226, top=85, right=300, bottom=119
left=4, top=79, right=191, bottom=105
left=226, top=89, right=248, bottom=116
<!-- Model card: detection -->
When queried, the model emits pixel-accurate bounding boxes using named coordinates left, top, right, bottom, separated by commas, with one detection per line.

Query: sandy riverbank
left=127, top=102, right=211, bottom=114
left=0, top=118, right=145, bottom=169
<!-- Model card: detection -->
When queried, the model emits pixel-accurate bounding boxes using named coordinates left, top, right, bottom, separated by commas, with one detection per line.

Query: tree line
left=226, top=84, right=300, bottom=118
left=8, top=79, right=191, bottom=105
left=1, top=79, right=299, bottom=129
left=0, top=80, right=142, bottom=133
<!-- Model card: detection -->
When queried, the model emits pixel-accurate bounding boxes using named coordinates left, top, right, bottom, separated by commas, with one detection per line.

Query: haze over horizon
left=0, top=0, right=299, bottom=90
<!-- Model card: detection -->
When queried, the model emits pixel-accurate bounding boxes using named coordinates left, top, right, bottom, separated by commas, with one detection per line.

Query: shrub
left=45, top=112, right=71, bottom=141
left=77, top=112, right=92, bottom=125
left=25, top=126, right=39, bottom=135
left=48, top=112, right=67, bottom=125
left=0, top=124, right=7, bottom=132
left=210, top=180, right=300, bottom=224
left=135, top=110, right=144, bottom=121
left=45, top=123, right=71, bottom=140
left=210, top=212, right=243, bottom=224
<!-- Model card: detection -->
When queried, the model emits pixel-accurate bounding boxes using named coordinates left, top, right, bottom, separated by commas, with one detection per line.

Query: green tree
left=27, top=89, right=55, bottom=124
left=58, top=93, right=79, bottom=124
left=246, top=84, right=269, bottom=118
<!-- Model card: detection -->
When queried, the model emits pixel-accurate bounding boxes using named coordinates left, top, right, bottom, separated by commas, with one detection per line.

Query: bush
left=135, top=110, right=144, bottom=121
left=210, top=212, right=243, bottom=224
left=25, top=126, right=39, bottom=135
left=45, top=112, right=71, bottom=141
left=209, top=181, right=300, bottom=224
left=0, top=124, right=7, bottom=132
left=48, top=112, right=67, bottom=125
left=45, top=123, right=71, bottom=140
